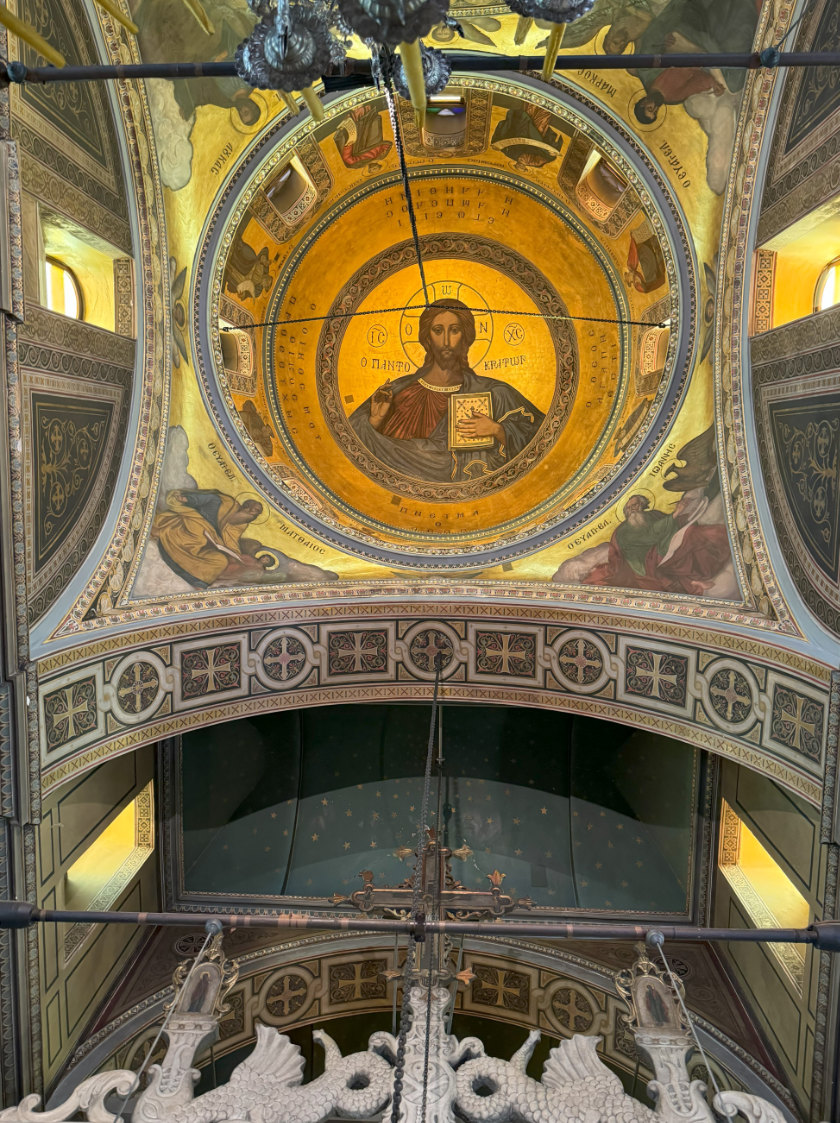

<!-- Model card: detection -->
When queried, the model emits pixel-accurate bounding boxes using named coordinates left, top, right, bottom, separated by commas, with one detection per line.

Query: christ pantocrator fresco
left=349, top=300, right=545, bottom=482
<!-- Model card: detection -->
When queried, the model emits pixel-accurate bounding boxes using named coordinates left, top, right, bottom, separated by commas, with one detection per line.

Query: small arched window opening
left=576, top=153, right=627, bottom=223
left=814, top=256, right=840, bottom=313
left=44, top=256, right=83, bottom=320
left=423, top=97, right=467, bottom=150
left=264, top=161, right=316, bottom=225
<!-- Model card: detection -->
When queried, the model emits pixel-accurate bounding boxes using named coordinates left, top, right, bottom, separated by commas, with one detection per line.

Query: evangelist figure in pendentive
left=151, top=488, right=337, bottom=588
left=349, top=299, right=545, bottom=482
left=553, top=426, right=736, bottom=598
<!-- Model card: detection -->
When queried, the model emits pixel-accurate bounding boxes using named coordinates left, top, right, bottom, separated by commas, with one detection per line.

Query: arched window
left=423, top=97, right=467, bottom=150
left=575, top=152, right=628, bottom=223
left=264, top=161, right=316, bottom=225
left=44, top=256, right=83, bottom=320
left=814, top=256, right=840, bottom=313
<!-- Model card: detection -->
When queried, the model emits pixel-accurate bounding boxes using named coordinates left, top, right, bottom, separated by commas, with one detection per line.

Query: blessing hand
left=370, top=380, right=393, bottom=429
left=457, top=409, right=504, bottom=442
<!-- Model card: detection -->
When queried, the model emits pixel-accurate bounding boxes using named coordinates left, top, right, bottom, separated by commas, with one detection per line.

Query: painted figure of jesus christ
left=349, top=299, right=545, bottom=482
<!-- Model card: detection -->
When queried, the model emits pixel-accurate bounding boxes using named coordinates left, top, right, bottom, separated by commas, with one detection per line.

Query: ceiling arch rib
left=38, top=610, right=831, bottom=806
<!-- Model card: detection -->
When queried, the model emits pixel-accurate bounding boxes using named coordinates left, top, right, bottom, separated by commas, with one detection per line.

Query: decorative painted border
left=751, top=249, right=775, bottom=335
left=48, top=12, right=171, bottom=638
left=37, top=613, right=829, bottom=803
left=37, top=600, right=830, bottom=679
left=715, top=0, right=798, bottom=633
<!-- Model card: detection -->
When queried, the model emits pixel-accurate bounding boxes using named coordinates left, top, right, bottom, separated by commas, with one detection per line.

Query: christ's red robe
left=379, top=382, right=454, bottom=440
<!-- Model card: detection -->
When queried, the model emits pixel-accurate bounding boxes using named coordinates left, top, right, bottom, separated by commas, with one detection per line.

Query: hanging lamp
left=392, top=42, right=451, bottom=102
left=336, top=0, right=450, bottom=116
left=235, top=0, right=333, bottom=119
left=506, top=0, right=594, bottom=80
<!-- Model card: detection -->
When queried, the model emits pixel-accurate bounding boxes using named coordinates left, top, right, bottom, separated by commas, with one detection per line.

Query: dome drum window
left=814, top=256, right=840, bottom=313
left=422, top=96, right=468, bottom=151
left=39, top=205, right=134, bottom=334
left=43, top=256, right=83, bottom=320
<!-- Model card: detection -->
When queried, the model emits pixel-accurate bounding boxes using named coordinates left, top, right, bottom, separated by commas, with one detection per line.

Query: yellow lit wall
left=63, top=794, right=144, bottom=911
left=760, top=205, right=840, bottom=328
left=733, top=812, right=810, bottom=932
left=713, top=766, right=820, bottom=1109
left=40, top=207, right=121, bottom=332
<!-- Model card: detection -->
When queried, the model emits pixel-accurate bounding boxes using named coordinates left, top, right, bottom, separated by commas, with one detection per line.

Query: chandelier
left=0, top=925, right=793, bottom=1123
left=232, top=0, right=594, bottom=117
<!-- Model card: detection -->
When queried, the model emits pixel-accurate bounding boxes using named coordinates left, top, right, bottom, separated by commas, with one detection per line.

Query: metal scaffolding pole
left=2, top=50, right=840, bottom=87
left=3, top=899, right=840, bottom=950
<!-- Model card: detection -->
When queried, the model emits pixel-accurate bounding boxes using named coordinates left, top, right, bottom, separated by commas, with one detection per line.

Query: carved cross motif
left=344, top=634, right=383, bottom=672
left=631, top=652, right=679, bottom=699
left=778, top=694, right=816, bottom=751
left=188, top=648, right=234, bottom=692
left=488, top=634, right=529, bottom=674
left=709, top=670, right=750, bottom=723
left=118, top=663, right=158, bottom=713
left=475, top=968, right=522, bottom=1007
left=263, top=637, right=303, bottom=680
left=47, top=683, right=96, bottom=742
left=334, top=964, right=369, bottom=1000
left=558, top=639, right=601, bottom=683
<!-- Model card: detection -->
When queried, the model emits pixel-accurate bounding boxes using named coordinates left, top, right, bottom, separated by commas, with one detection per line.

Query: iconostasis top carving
left=121, top=0, right=770, bottom=620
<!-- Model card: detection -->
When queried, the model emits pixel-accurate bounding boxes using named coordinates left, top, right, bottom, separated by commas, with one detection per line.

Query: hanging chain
left=390, top=655, right=443, bottom=1123
left=381, top=53, right=430, bottom=308
left=420, top=925, right=435, bottom=1123
left=390, top=932, right=416, bottom=1123
left=648, top=932, right=723, bottom=1102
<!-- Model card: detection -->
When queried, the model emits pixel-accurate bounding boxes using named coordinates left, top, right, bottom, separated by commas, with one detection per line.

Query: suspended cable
left=417, top=656, right=443, bottom=1123
left=279, top=709, right=306, bottom=895
left=567, top=734, right=581, bottom=910
left=415, top=654, right=442, bottom=912
left=222, top=305, right=670, bottom=331
left=382, top=58, right=430, bottom=308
